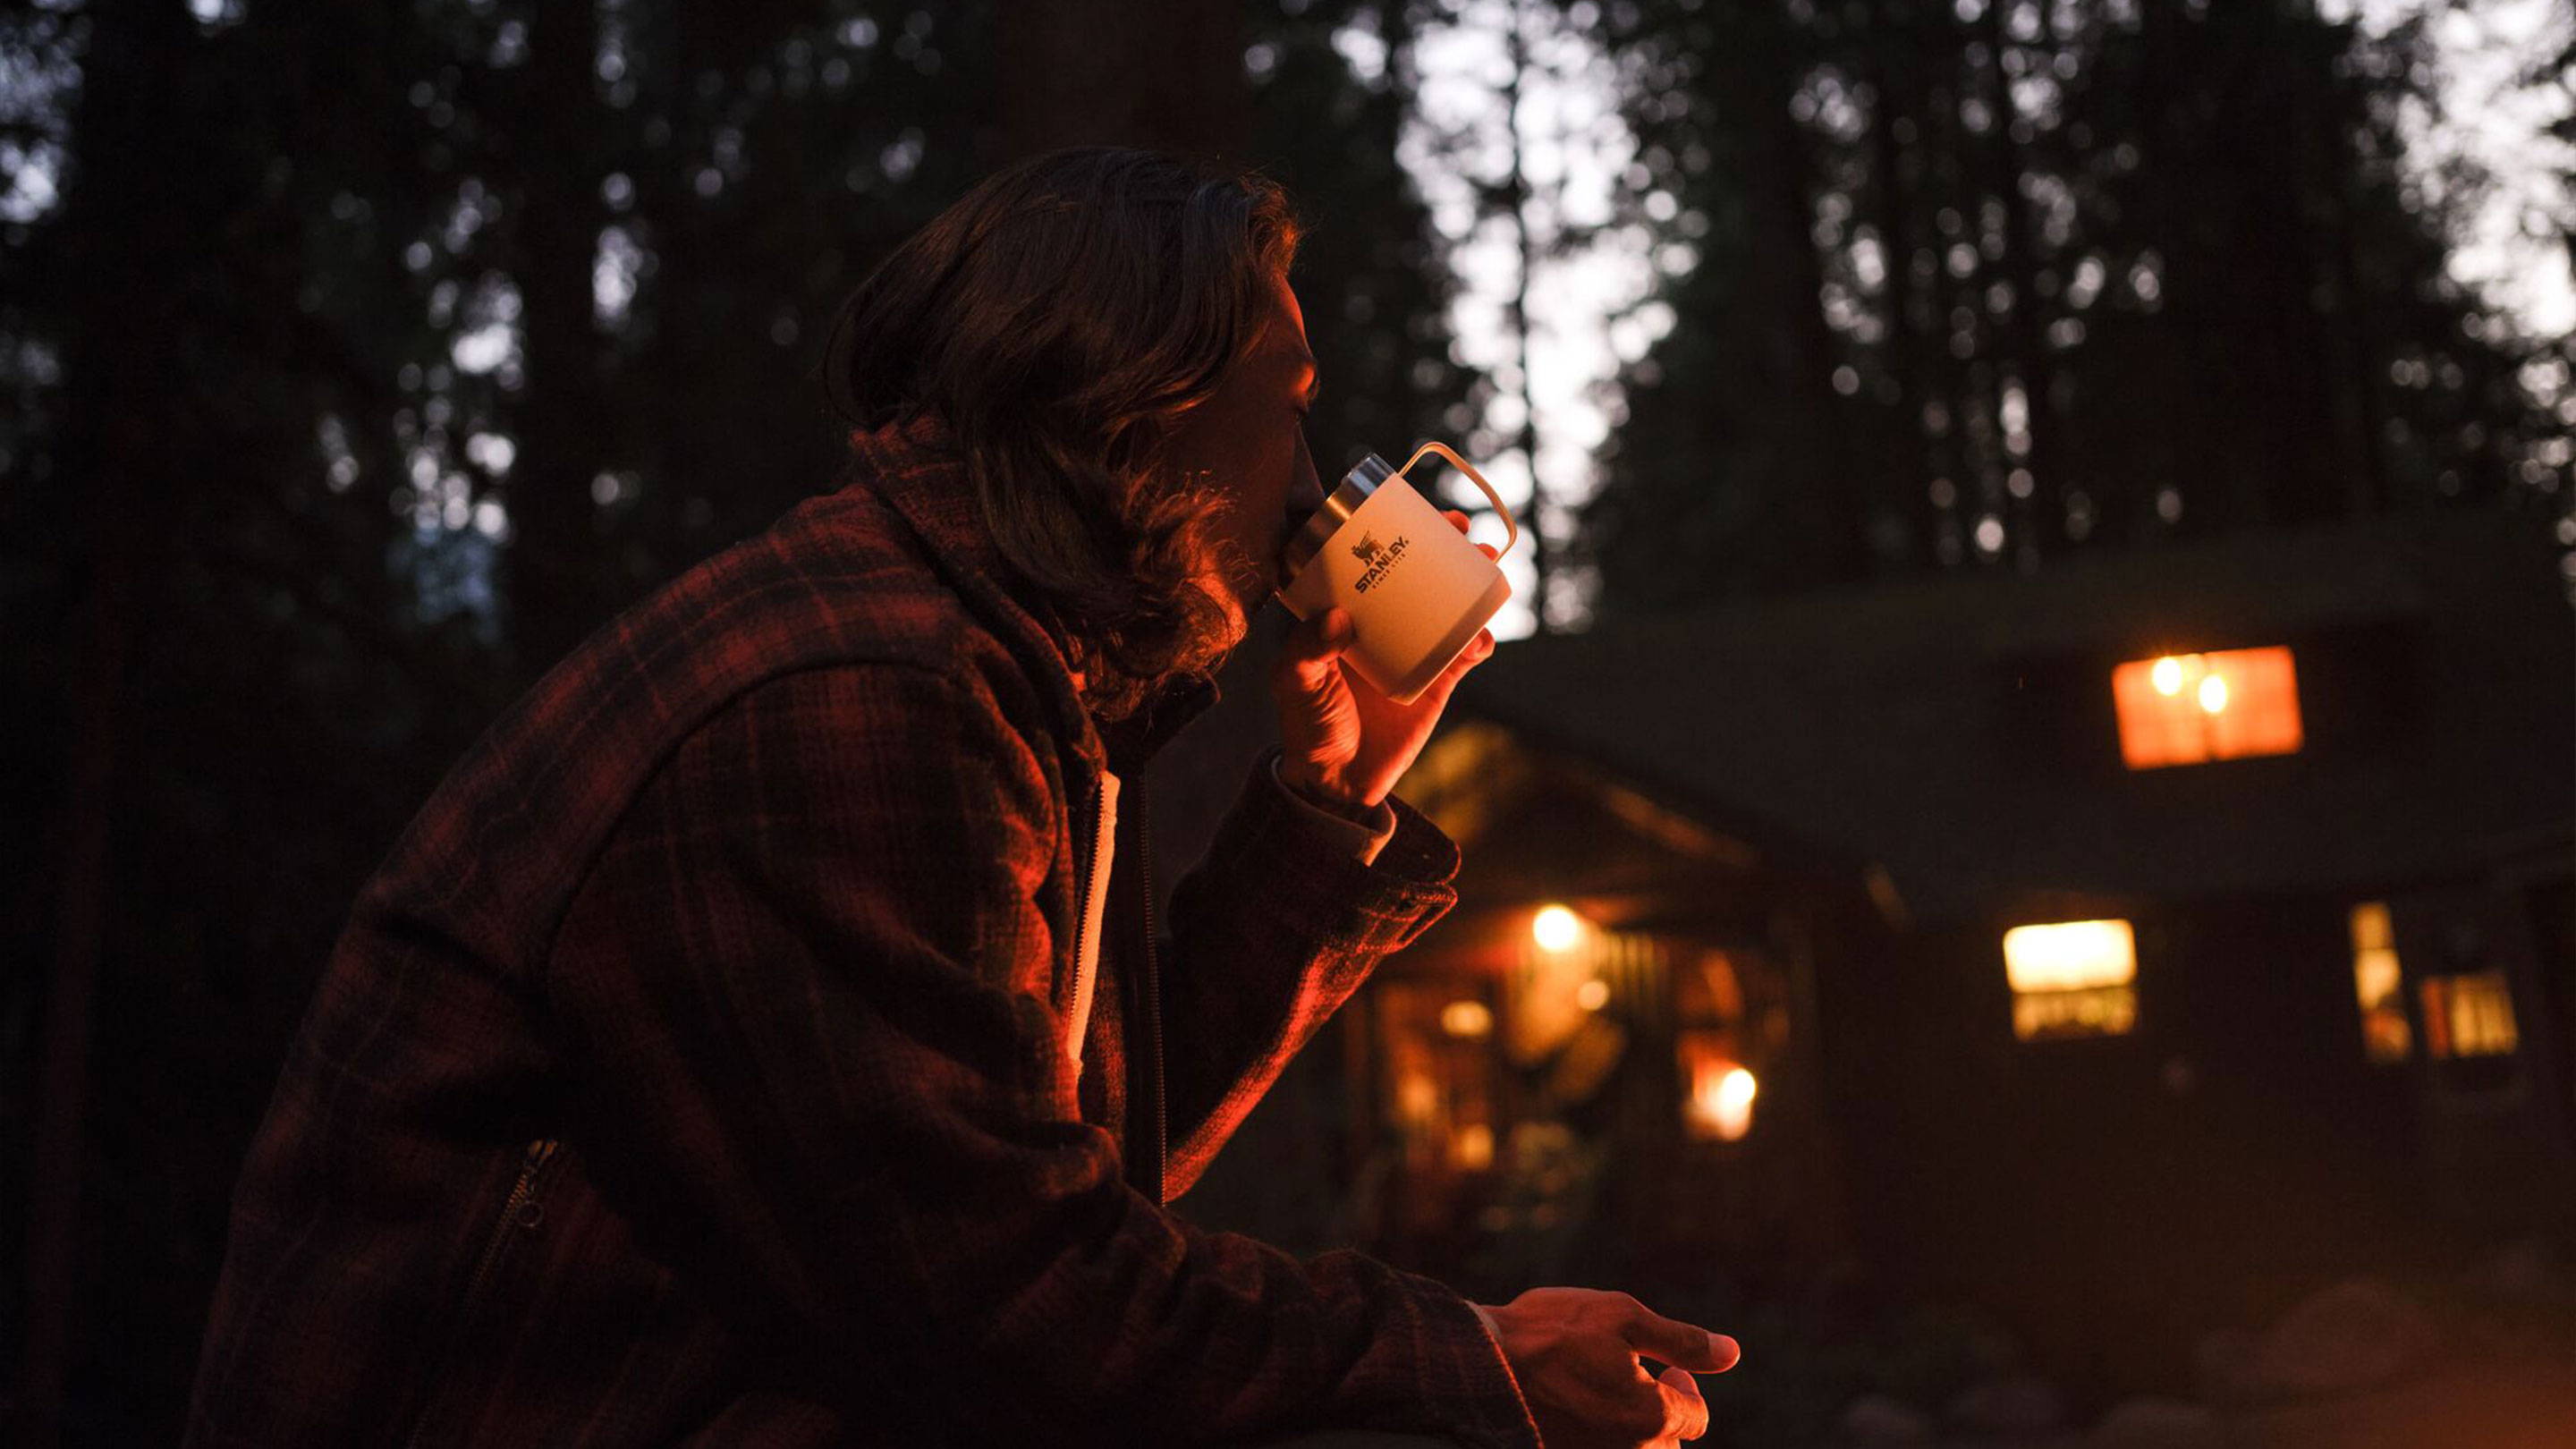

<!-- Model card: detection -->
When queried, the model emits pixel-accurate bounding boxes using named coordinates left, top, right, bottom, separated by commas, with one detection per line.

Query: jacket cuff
left=1410, top=1270, right=1544, bottom=1448
left=1197, top=746, right=1461, bottom=962
left=1267, top=754, right=1399, bottom=867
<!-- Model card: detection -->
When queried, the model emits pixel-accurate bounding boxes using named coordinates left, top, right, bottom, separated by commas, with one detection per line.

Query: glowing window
left=2004, top=919, right=2138, bottom=1040
left=1377, top=980, right=1498, bottom=1184
left=2112, top=647, right=2303, bottom=769
left=2349, top=902, right=2411, bottom=1063
left=2420, top=973, right=2519, bottom=1059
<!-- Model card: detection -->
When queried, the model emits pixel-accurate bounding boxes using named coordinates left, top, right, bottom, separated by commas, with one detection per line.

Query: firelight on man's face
left=1157, top=270, right=1327, bottom=627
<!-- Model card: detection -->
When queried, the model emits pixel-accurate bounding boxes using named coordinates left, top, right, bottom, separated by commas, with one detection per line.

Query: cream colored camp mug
left=1274, top=442, right=1521, bottom=704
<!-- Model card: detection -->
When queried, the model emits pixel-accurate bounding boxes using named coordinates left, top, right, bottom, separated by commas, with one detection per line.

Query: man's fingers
left=1277, top=607, right=1354, bottom=690
left=1622, top=1303, right=1740, bottom=1374
left=1659, top=1363, right=1709, bottom=1407
left=1416, top=629, right=1494, bottom=703
left=1658, top=1364, right=1711, bottom=1442
left=1442, top=509, right=1504, bottom=561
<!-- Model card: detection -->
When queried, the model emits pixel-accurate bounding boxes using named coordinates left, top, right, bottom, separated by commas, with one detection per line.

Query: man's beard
left=1206, top=540, right=1270, bottom=657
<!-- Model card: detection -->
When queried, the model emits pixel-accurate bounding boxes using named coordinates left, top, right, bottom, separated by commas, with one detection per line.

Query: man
left=188, top=148, right=1736, bottom=1447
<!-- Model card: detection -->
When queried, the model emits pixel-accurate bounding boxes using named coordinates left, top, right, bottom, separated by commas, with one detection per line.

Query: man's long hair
left=820, top=147, right=1302, bottom=723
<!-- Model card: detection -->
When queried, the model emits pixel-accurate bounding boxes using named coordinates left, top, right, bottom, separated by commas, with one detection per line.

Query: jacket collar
left=844, top=412, right=1219, bottom=781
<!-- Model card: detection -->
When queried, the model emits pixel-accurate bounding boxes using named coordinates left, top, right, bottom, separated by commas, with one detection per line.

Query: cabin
left=1247, top=508, right=2576, bottom=1383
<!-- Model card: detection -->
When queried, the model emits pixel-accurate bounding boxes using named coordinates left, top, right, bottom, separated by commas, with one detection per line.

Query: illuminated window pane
left=2013, top=984, right=2138, bottom=1041
left=2348, top=902, right=2411, bottom=1063
left=2112, top=647, right=2303, bottom=769
left=1678, top=1031, right=1757, bottom=1140
left=2420, top=972, right=2520, bottom=1059
left=2004, top=919, right=2137, bottom=992
left=2004, top=919, right=2139, bottom=1040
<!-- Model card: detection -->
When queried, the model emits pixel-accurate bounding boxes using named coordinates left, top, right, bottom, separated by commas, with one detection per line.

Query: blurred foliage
left=1568, top=0, right=2572, bottom=610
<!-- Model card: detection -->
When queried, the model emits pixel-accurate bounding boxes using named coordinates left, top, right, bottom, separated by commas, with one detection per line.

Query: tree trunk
left=1975, top=0, right=2064, bottom=563
left=987, top=0, right=1251, bottom=167
left=1733, top=2, right=1862, bottom=589
left=13, top=3, right=197, bottom=1440
left=1864, top=0, right=1931, bottom=565
left=496, top=0, right=609, bottom=679
left=1504, top=0, right=1550, bottom=631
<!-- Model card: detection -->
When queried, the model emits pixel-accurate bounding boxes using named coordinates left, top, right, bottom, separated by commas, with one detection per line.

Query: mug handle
left=1396, top=442, right=1521, bottom=559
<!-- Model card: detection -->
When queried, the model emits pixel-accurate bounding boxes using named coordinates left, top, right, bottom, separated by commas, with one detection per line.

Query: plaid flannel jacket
left=184, top=414, right=1540, bottom=1447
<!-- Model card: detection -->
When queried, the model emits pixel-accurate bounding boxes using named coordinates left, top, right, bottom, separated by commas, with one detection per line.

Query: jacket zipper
left=462, top=1139, right=560, bottom=1305
left=401, top=1138, right=561, bottom=1449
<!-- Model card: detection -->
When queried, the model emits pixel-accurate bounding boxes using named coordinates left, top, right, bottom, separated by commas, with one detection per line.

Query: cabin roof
left=1452, top=510, right=2574, bottom=921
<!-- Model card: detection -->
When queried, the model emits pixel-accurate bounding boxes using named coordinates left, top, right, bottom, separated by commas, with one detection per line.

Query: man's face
left=1153, top=269, right=1327, bottom=630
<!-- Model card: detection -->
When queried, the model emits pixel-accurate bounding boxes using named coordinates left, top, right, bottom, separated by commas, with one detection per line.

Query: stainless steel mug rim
left=1281, top=453, right=1395, bottom=580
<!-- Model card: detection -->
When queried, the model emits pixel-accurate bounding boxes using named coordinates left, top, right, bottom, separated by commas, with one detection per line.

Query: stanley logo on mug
left=1352, top=533, right=1411, bottom=594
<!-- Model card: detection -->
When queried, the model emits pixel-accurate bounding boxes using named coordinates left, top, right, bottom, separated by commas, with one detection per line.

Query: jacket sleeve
left=1156, top=745, right=1459, bottom=1198
left=542, top=661, right=1536, bottom=1448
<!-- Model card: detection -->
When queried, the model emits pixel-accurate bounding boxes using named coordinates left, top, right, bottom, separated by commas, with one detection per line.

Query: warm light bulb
left=2151, top=656, right=2185, bottom=696
left=1533, top=905, right=1584, bottom=953
left=2198, top=674, right=2229, bottom=714
left=1690, top=1064, right=1758, bottom=1141
left=1575, top=979, right=1609, bottom=1012
left=1717, top=1068, right=1758, bottom=1128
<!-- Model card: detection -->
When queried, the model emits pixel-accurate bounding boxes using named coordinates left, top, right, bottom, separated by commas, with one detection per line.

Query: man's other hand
left=1471, top=1288, right=1741, bottom=1448
left=1273, top=508, right=1497, bottom=816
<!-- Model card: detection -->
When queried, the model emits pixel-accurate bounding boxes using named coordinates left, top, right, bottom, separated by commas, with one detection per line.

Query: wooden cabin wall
left=1820, top=889, right=2562, bottom=1399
